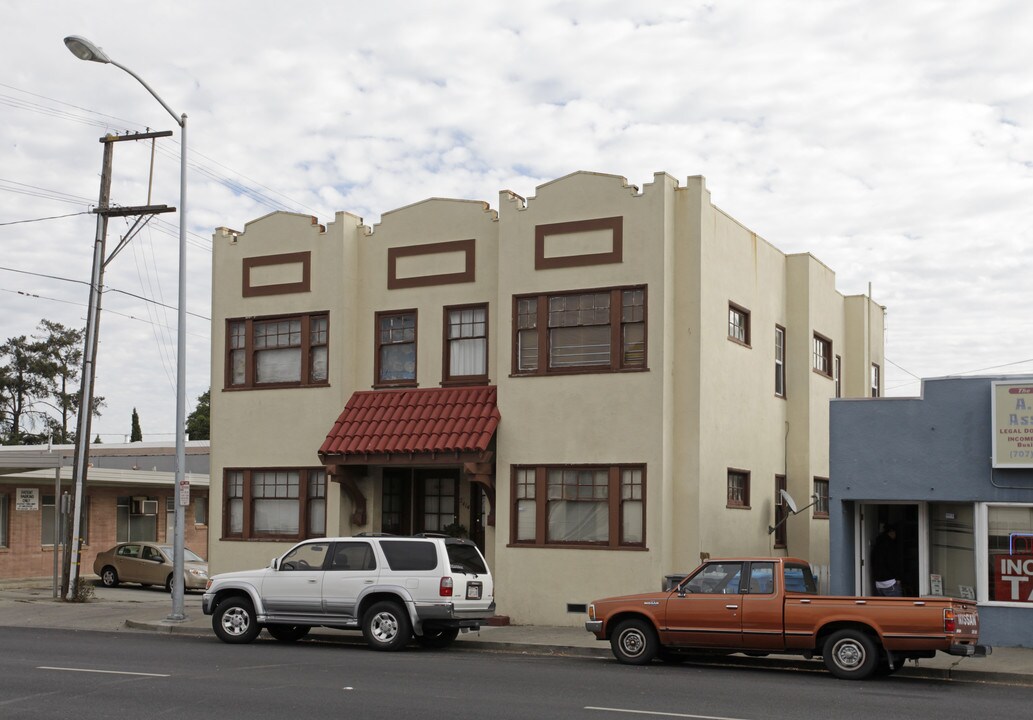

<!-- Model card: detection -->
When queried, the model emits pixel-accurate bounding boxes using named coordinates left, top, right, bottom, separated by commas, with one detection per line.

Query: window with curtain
left=226, top=312, right=329, bottom=389
left=511, top=464, right=645, bottom=548
left=224, top=468, right=324, bottom=540
left=813, top=478, right=829, bottom=517
left=727, top=470, right=750, bottom=508
left=513, top=286, right=647, bottom=375
left=445, top=304, right=488, bottom=383
left=253, top=471, right=300, bottom=535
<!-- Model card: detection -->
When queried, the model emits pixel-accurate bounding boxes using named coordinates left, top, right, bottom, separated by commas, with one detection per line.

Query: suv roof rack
left=355, top=532, right=396, bottom=537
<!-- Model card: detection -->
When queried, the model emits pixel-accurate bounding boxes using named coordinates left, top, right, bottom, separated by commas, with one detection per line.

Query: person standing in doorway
left=871, top=523, right=903, bottom=596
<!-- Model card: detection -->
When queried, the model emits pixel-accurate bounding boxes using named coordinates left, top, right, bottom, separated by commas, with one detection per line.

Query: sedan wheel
left=100, top=567, right=119, bottom=588
left=610, top=618, right=659, bottom=665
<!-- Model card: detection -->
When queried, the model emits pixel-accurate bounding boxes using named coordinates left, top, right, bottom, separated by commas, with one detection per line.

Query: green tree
left=0, top=334, right=52, bottom=444
left=185, top=389, right=210, bottom=441
left=0, top=319, right=103, bottom=445
left=130, top=407, right=143, bottom=442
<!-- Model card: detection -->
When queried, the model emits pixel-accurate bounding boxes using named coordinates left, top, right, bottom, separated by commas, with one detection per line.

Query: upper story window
left=727, top=469, right=750, bottom=508
left=813, top=478, right=830, bottom=518
left=834, top=355, right=842, bottom=397
left=226, top=313, right=328, bottom=389
left=376, top=310, right=417, bottom=387
left=444, top=304, right=488, bottom=385
left=513, top=286, right=646, bottom=376
left=728, top=303, right=750, bottom=346
left=812, top=333, right=832, bottom=377
left=871, top=363, right=881, bottom=398
left=775, top=325, right=786, bottom=398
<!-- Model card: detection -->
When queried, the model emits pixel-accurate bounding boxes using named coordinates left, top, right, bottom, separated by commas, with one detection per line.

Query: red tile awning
left=318, top=386, right=500, bottom=462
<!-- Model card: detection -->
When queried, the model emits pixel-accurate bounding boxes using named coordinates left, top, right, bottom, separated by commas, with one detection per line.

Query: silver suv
left=202, top=534, right=495, bottom=651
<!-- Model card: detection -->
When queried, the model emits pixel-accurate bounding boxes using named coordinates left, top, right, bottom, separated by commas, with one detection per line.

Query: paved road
left=2, top=624, right=1032, bottom=720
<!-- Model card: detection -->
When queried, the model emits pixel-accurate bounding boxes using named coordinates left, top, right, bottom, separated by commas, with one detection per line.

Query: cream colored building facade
left=208, top=171, right=884, bottom=626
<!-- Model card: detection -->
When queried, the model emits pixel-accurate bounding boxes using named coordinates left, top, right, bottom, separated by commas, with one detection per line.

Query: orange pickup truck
left=585, top=557, right=990, bottom=679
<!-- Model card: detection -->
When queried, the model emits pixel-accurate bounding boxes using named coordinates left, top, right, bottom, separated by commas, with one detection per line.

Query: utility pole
left=62, top=130, right=174, bottom=600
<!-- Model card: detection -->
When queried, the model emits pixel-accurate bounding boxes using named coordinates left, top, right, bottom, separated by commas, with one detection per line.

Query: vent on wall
left=566, top=603, right=588, bottom=614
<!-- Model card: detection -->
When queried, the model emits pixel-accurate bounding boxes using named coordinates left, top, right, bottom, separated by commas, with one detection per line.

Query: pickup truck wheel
left=415, top=627, right=460, bottom=649
left=823, top=629, right=878, bottom=680
left=212, top=597, right=262, bottom=644
left=611, top=619, right=659, bottom=665
left=362, top=601, right=412, bottom=651
left=266, top=624, right=311, bottom=642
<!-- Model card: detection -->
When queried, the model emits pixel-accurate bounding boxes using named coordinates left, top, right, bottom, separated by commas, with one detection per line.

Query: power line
left=0, top=266, right=210, bottom=321
left=0, top=211, right=91, bottom=226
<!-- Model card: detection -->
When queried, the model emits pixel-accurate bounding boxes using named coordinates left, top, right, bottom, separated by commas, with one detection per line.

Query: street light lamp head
left=64, top=35, right=112, bottom=64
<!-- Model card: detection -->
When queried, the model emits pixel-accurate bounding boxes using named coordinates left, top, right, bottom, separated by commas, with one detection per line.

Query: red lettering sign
left=994, top=555, right=1033, bottom=602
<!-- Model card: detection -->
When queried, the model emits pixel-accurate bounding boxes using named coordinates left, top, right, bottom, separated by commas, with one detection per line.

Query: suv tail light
left=943, top=608, right=956, bottom=633
left=440, top=577, right=454, bottom=597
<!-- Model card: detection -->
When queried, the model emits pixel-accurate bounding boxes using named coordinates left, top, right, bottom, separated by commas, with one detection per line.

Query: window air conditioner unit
left=133, top=499, right=158, bottom=515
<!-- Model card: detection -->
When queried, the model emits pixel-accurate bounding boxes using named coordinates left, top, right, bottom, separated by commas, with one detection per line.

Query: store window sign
left=994, top=555, right=1033, bottom=602
left=991, top=382, right=1033, bottom=468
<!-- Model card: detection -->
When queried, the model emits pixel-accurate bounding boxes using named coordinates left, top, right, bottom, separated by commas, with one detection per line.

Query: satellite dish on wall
left=779, top=489, right=799, bottom=514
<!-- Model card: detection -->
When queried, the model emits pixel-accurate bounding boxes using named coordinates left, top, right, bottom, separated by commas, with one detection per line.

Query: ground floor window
left=117, top=496, right=156, bottom=542
left=223, top=468, right=326, bottom=541
left=0, top=493, right=8, bottom=547
left=928, top=502, right=976, bottom=599
left=510, top=464, right=645, bottom=548
left=987, top=504, right=1033, bottom=604
left=43, top=495, right=89, bottom=546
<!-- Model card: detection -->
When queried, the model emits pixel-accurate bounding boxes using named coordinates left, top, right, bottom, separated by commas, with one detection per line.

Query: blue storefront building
left=829, top=375, right=1033, bottom=648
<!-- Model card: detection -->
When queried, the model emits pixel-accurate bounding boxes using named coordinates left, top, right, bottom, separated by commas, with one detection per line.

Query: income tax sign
left=994, top=555, right=1033, bottom=603
left=992, top=381, right=1033, bottom=468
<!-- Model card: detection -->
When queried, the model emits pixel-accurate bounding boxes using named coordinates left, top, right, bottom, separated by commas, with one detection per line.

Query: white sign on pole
left=179, top=479, right=190, bottom=507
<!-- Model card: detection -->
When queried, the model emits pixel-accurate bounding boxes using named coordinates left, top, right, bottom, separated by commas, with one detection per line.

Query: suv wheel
left=362, top=600, right=412, bottom=651
left=415, top=627, right=460, bottom=649
left=213, top=596, right=262, bottom=644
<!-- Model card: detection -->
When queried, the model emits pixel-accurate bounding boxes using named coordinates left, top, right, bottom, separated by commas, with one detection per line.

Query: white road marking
left=586, top=708, right=750, bottom=720
left=37, top=666, right=169, bottom=678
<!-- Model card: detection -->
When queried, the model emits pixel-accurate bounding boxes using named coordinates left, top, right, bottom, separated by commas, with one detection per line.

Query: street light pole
left=64, top=36, right=190, bottom=620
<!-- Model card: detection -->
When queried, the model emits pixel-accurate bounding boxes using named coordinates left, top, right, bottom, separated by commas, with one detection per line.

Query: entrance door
left=381, top=468, right=460, bottom=535
left=860, top=503, right=920, bottom=596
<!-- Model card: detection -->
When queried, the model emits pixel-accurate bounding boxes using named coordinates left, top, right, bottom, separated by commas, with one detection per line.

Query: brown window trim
left=374, top=309, right=418, bottom=389
left=441, top=302, right=490, bottom=386
left=242, top=251, right=312, bottom=297
left=727, top=468, right=751, bottom=509
left=509, top=464, right=646, bottom=549
left=511, top=285, right=648, bottom=377
left=224, top=312, right=329, bottom=390
left=534, top=216, right=623, bottom=270
left=813, top=477, right=830, bottom=519
left=222, top=467, right=326, bottom=541
left=728, top=302, right=751, bottom=347
left=812, top=332, right=833, bottom=378
left=387, top=239, right=476, bottom=289
left=775, top=325, right=786, bottom=399
left=774, top=475, right=787, bottom=548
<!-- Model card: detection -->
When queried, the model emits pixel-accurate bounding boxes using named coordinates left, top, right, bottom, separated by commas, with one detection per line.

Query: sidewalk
left=2, top=582, right=1032, bottom=686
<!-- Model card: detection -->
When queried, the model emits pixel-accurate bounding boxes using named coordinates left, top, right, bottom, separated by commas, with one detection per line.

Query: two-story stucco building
left=208, top=171, right=884, bottom=625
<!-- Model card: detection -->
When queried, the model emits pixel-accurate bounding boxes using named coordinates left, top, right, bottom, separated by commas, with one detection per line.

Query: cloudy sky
left=1, top=0, right=1031, bottom=443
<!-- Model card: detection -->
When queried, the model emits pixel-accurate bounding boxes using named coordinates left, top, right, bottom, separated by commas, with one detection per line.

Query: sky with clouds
left=1, top=0, right=1031, bottom=443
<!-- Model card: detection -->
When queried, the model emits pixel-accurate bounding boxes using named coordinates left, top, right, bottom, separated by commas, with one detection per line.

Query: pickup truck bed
left=586, top=557, right=990, bottom=679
